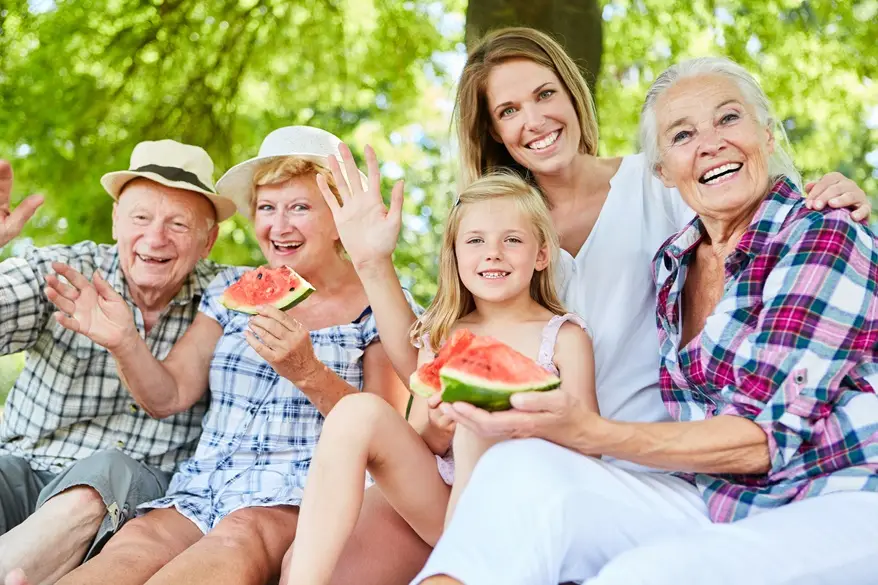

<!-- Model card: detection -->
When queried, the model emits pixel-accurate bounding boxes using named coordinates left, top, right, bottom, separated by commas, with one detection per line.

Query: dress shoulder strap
left=536, top=313, right=591, bottom=377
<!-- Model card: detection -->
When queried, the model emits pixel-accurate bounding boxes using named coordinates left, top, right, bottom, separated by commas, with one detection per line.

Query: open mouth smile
left=699, top=162, right=743, bottom=185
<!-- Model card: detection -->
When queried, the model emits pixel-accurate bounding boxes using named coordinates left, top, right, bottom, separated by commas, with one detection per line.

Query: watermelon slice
left=409, top=329, right=476, bottom=397
left=440, top=339, right=560, bottom=411
left=220, top=265, right=315, bottom=314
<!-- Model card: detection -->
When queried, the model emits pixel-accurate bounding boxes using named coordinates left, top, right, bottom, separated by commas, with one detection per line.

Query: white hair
left=638, top=56, right=802, bottom=190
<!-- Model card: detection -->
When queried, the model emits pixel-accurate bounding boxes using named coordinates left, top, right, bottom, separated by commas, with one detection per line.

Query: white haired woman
left=412, top=57, right=878, bottom=585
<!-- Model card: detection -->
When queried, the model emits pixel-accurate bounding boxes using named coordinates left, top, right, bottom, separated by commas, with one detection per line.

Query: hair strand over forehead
left=638, top=56, right=802, bottom=189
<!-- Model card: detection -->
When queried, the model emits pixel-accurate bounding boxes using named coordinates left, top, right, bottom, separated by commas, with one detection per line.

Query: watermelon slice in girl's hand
left=410, top=329, right=476, bottom=398
left=220, top=265, right=315, bottom=314
left=409, top=329, right=560, bottom=411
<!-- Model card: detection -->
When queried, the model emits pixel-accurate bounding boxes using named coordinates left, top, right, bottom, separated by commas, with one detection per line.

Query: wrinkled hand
left=0, top=160, right=44, bottom=248
left=45, top=262, right=137, bottom=352
left=440, top=389, right=603, bottom=450
left=804, top=172, right=871, bottom=222
left=245, top=305, right=319, bottom=384
left=317, top=143, right=404, bottom=271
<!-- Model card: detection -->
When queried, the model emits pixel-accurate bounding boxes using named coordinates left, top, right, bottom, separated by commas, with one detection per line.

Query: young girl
left=279, top=171, right=597, bottom=585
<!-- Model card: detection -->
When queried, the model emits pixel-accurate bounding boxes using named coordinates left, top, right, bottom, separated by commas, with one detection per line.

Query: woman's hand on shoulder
left=804, top=172, right=872, bottom=222
left=245, top=305, right=319, bottom=385
left=317, top=143, right=404, bottom=274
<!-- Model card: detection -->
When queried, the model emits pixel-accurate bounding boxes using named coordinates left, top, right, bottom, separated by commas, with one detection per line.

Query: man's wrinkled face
left=113, top=179, right=217, bottom=300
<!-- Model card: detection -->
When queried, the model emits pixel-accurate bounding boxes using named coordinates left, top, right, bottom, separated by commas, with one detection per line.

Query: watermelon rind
left=220, top=270, right=316, bottom=314
left=440, top=368, right=560, bottom=412
left=409, top=370, right=436, bottom=398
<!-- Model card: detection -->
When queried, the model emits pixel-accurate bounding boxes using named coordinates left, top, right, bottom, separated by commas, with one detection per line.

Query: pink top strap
left=537, top=313, right=591, bottom=376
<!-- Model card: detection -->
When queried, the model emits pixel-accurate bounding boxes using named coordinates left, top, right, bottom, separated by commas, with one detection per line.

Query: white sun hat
left=100, top=139, right=237, bottom=222
left=215, top=126, right=367, bottom=218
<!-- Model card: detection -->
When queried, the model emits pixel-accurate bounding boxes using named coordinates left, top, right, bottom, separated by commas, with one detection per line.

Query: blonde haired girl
left=279, top=165, right=597, bottom=585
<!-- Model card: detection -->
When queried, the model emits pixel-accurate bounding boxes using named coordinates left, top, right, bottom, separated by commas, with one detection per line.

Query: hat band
left=133, top=164, right=215, bottom=194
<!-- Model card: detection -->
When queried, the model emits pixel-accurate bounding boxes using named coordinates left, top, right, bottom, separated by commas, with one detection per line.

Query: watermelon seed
left=289, top=286, right=295, bottom=291
left=256, top=273, right=263, bottom=280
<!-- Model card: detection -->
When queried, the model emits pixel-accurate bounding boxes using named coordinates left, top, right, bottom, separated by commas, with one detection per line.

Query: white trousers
left=412, top=438, right=878, bottom=585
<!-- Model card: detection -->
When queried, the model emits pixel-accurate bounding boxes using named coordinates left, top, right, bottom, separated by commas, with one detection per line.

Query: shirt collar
left=657, top=176, right=802, bottom=274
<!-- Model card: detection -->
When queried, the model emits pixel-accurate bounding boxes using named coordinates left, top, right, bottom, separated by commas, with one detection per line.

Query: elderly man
left=0, top=140, right=236, bottom=585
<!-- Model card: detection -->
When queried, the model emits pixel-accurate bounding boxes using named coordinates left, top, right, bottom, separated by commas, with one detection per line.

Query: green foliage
left=0, top=0, right=456, bottom=298
left=0, top=0, right=875, bottom=319
left=597, top=0, right=878, bottom=198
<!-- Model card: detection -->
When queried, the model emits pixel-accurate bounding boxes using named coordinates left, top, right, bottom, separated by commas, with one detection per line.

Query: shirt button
left=116, top=440, right=125, bottom=448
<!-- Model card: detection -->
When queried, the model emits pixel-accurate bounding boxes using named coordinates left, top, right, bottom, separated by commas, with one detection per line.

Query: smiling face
left=454, top=196, right=549, bottom=305
left=113, top=179, right=218, bottom=303
left=252, top=174, right=339, bottom=276
left=484, top=58, right=582, bottom=178
left=654, top=74, right=775, bottom=222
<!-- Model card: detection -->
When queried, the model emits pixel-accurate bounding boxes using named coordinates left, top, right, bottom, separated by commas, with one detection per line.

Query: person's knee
left=324, top=393, right=397, bottom=440
left=476, top=439, right=588, bottom=493
left=205, top=512, right=275, bottom=575
left=101, top=514, right=193, bottom=562
left=42, top=484, right=105, bottom=518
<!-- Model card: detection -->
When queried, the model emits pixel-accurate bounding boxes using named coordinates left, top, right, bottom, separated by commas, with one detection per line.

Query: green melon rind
left=409, top=371, right=437, bottom=398
left=220, top=279, right=316, bottom=314
left=440, top=369, right=560, bottom=412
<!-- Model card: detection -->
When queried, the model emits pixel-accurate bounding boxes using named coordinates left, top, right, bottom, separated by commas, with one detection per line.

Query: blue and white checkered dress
left=140, top=267, right=415, bottom=533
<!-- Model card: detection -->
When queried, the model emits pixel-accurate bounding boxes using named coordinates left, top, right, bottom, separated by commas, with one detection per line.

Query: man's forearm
left=110, top=336, right=183, bottom=418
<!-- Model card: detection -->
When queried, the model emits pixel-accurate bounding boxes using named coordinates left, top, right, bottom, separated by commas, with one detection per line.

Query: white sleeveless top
left=555, top=154, right=694, bottom=452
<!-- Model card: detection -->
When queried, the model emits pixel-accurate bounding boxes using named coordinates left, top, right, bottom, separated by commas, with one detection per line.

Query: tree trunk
left=465, top=0, right=603, bottom=99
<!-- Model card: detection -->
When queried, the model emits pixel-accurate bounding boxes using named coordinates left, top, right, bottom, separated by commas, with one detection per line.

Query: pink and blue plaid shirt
left=654, top=177, right=878, bottom=523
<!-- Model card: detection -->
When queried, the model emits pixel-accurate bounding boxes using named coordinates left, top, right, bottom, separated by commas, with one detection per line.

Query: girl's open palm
left=316, top=143, right=404, bottom=269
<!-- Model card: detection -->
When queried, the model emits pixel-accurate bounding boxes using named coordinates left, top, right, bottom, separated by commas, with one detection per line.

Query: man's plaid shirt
left=0, top=241, right=222, bottom=473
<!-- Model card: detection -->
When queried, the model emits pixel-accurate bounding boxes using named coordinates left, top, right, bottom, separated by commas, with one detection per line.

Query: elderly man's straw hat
left=101, top=139, right=237, bottom=222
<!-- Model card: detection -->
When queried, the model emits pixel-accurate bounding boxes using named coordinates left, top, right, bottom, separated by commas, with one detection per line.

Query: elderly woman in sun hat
left=43, top=126, right=419, bottom=585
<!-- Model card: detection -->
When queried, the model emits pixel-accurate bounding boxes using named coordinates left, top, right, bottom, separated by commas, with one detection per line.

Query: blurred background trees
left=1, top=0, right=876, bottom=398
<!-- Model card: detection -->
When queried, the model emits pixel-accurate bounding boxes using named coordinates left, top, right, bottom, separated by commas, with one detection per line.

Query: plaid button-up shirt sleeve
left=716, top=211, right=878, bottom=477
left=0, top=245, right=65, bottom=354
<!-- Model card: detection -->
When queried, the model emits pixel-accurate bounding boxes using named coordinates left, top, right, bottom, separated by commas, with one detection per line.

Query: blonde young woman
left=298, top=27, right=873, bottom=585
left=279, top=172, right=597, bottom=585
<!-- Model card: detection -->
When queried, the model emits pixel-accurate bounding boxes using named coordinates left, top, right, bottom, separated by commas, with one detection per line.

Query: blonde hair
left=454, top=27, right=599, bottom=188
left=411, top=172, right=566, bottom=351
left=250, top=157, right=345, bottom=253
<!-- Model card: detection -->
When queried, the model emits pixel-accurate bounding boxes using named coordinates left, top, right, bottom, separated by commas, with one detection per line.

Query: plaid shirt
left=142, top=267, right=423, bottom=531
left=0, top=241, right=222, bottom=473
left=654, top=177, right=878, bottom=523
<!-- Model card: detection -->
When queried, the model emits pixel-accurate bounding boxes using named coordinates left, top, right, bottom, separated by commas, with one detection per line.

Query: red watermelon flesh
left=440, top=340, right=560, bottom=411
left=220, top=265, right=315, bottom=314
left=409, top=329, right=476, bottom=397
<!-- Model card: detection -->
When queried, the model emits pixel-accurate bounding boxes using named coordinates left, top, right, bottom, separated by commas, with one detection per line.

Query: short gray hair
left=638, top=57, right=801, bottom=190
